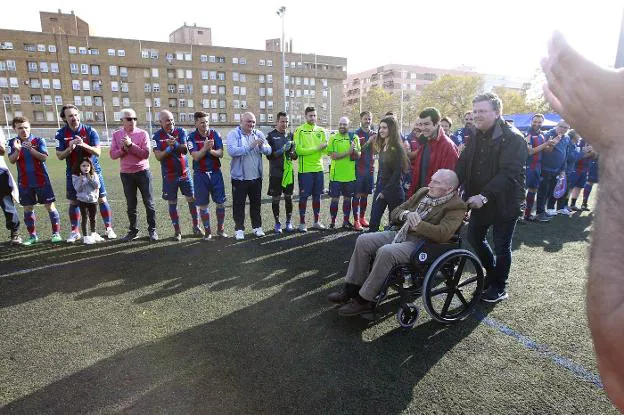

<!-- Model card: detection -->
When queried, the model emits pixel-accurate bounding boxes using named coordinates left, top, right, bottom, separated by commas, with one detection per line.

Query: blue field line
left=474, top=310, right=603, bottom=388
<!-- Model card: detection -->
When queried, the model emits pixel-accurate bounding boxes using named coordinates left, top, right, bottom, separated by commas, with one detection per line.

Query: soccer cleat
left=274, top=222, right=282, bottom=234
left=359, top=217, right=370, bottom=227
left=173, top=232, right=182, bottom=242
left=66, top=232, right=81, bottom=243
left=105, top=227, right=117, bottom=239
left=235, top=230, right=245, bottom=240
left=353, top=220, right=363, bottom=231
left=149, top=230, right=159, bottom=241
left=284, top=222, right=295, bottom=232
left=217, top=228, right=229, bottom=238
left=91, top=232, right=106, bottom=242
left=193, top=226, right=205, bottom=237
left=10, top=234, right=23, bottom=245
left=203, top=233, right=213, bottom=242
left=83, top=235, right=96, bottom=245
left=253, top=227, right=265, bottom=237
left=312, top=222, right=326, bottom=230
left=22, top=235, right=39, bottom=246
left=297, top=223, right=307, bottom=233
left=50, top=233, right=63, bottom=243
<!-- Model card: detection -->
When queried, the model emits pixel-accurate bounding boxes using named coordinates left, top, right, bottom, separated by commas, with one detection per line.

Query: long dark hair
left=376, top=116, right=409, bottom=173
left=72, top=157, right=96, bottom=178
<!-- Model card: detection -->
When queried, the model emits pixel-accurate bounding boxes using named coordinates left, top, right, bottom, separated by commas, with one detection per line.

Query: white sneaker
left=297, top=223, right=307, bottom=233
left=83, top=235, right=95, bottom=245
left=558, top=208, right=572, bottom=216
left=253, top=227, right=265, bottom=237
left=235, top=230, right=245, bottom=240
left=312, top=222, right=326, bottom=230
left=91, top=232, right=105, bottom=242
left=66, top=231, right=81, bottom=243
left=105, top=227, right=117, bottom=239
left=546, top=209, right=557, bottom=216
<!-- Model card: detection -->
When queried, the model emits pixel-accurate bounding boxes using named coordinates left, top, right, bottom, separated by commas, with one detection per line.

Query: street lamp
left=276, top=6, right=287, bottom=112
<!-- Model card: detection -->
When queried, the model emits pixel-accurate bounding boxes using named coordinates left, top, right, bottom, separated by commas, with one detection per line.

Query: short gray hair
left=473, top=92, right=503, bottom=113
left=121, top=108, right=136, bottom=120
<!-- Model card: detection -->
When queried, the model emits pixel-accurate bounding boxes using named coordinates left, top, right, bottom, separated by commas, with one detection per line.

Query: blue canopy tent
left=503, top=113, right=561, bottom=132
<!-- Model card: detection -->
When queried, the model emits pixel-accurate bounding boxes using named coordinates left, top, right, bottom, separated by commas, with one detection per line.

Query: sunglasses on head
left=125, top=117, right=137, bottom=121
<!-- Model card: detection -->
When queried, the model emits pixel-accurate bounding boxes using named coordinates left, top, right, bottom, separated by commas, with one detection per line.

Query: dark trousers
left=467, top=215, right=518, bottom=291
left=368, top=189, right=404, bottom=232
left=0, top=171, right=19, bottom=235
left=536, top=171, right=558, bottom=214
left=120, top=170, right=156, bottom=233
left=232, top=178, right=262, bottom=231
left=78, top=201, right=97, bottom=235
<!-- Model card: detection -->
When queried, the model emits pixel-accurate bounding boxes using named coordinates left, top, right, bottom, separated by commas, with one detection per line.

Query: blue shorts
left=193, top=170, right=226, bottom=205
left=567, top=171, right=588, bottom=189
left=162, top=177, right=194, bottom=201
left=298, top=171, right=324, bottom=198
left=329, top=181, right=355, bottom=198
left=66, top=172, right=107, bottom=200
left=19, top=183, right=56, bottom=206
left=525, top=168, right=542, bottom=189
left=355, top=173, right=374, bottom=195
left=588, top=163, right=599, bottom=183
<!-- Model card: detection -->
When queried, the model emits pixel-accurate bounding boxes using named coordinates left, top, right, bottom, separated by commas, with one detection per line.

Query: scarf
left=392, top=190, right=456, bottom=244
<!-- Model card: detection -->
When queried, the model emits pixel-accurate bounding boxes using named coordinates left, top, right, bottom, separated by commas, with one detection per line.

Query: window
left=74, top=96, right=82, bottom=106
left=150, top=50, right=159, bottom=59
left=113, top=111, right=121, bottom=121
left=322, top=79, right=328, bottom=87
left=84, top=111, right=94, bottom=121
left=218, top=86, right=225, bottom=95
left=152, top=83, right=160, bottom=92
left=122, top=97, right=130, bottom=107
left=202, top=99, right=209, bottom=108
left=232, top=72, right=239, bottom=82
left=121, top=82, right=129, bottom=93
left=39, top=62, right=49, bottom=73
left=48, top=45, right=56, bottom=53
left=240, top=73, right=246, bottom=82
left=79, top=47, right=87, bottom=55
left=267, top=74, right=273, bottom=84
left=240, top=87, right=246, bottom=96
left=168, top=84, right=176, bottom=93
left=108, top=48, right=116, bottom=56
left=201, top=70, right=209, bottom=80
left=268, top=113, right=274, bottom=122
left=267, top=88, right=273, bottom=97
left=218, top=100, right=225, bottom=109
left=144, top=69, right=150, bottom=77
left=72, top=80, right=81, bottom=90
left=9, top=77, right=18, bottom=88
left=310, top=78, right=315, bottom=86
left=7, top=60, right=16, bottom=71
left=94, top=96, right=103, bottom=106
left=296, top=77, right=301, bottom=85
left=111, top=81, right=119, bottom=92
left=179, top=99, right=186, bottom=108
left=43, top=78, right=52, bottom=89
left=259, top=101, right=265, bottom=109
left=186, top=84, right=193, bottom=94
left=92, top=80, right=101, bottom=91
left=259, top=75, right=265, bottom=84
left=142, top=50, right=149, bottom=58
left=232, top=57, right=238, bottom=64
left=145, top=98, right=152, bottom=107
left=94, top=111, right=104, bottom=122
left=184, top=53, right=191, bottom=61
left=112, top=97, right=120, bottom=107
left=234, top=113, right=241, bottom=122
left=200, top=54, right=208, bottom=63
left=12, top=95, right=21, bottom=104
left=209, top=71, right=216, bottom=80
left=89, top=48, right=99, bottom=55
left=233, top=100, right=240, bottom=109
left=185, top=69, right=192, bottom=79
left=217, top=72, right=225, bottom=81
left=178, top=84, right=185, bottom=94
left=120, top=67, right=128, bottom=77
left=259, top=59, right=265, bottom=66
left=167, top=69, right=175, bottom=79
left=109, top=65, right=118, bottom=76
left=153, top=97, right=161, bottom=108
left=179, top=113, right=186, bottom=122
left=144, top=83, right=152, bottom=92
left=68, top=46, right=77, bottom=54
left=43, top=95, right=52, bottom=105
left=165, top=53, right=174, bottom=63
left=259, top=114, right=266, bottom=122
left=27, top=61, right=38, bottom=72
left=84, top=96, right=92, bottom=106
left=187, top=99, right=194, bottom=108
left=0, top=77, right=7, bottom=88
left=304, top=77, right=309, bottom=86
left=209, top=55, right=216, bottom=63
left=50, top=62, right=59, bottom=73
left=169, top=98, right=177, bottom=108
left=46, top=111, right=55, bottom=121
left=117, top=49, right=126, bottom=57
left=30, top=78, right=41, bottom=88
left=31, top=95, right=42, bottom=104
left=70, top=63, right=79, bottom=74
left=176, top=69, right=184, bottom=79
left=175, top=52, right=183, bottom=61
left=233, top=86, right=240, bottom=95
left=217, top=56, right=225, bottom=63
left=91, top=65, right=100, bottom=75
left=210, top=99, right=217, bottom=109
left=52, top=79, right=61, bottom=89
left=239, top=58, right=246, bottom=65
left=2, top=95, right=10, bottom=104
left=54, top=95, right=63, bottom=104
left=267, top=60, right=273, bottom=67
left=259, top=87, right=266, bottom=97
left=33, top=111, right=44, bottom=122
left=80, top=64, right=89, bottom=75
left=210, top=85, right=217, bottom=94
left=201, top=85, right=209, bottom=94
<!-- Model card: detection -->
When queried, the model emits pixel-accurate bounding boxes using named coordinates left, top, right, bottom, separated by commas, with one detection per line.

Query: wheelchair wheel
left=396, top=303, right=419, bottom=328
left=422, top=249, right=484, bottom=324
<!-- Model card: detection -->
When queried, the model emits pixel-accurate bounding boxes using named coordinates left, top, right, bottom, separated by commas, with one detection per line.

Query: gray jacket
left=226, top=127, right=271, bottom=180
left=72, top=174, right=100, bottom=203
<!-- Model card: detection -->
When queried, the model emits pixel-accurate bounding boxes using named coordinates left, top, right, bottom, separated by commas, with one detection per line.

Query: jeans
left=536, top=171, right=558, bottom=214
left=467, top=215, right=518, bottom=291
left=232, top=178, right=262, bottom=231
left=368, top=189, right=404, bottom=232
left=120, top=170, right=156, bottom=233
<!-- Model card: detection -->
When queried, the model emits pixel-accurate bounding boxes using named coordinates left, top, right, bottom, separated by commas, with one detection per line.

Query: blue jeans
left=467, top=215, right=518, bottom=291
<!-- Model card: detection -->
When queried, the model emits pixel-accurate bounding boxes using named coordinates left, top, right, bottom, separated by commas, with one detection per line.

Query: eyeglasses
left=125, top=117, right=137, bottom=121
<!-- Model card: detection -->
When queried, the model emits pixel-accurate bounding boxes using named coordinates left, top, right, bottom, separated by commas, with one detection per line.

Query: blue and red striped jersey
left=354, top=127, right=375, bottom=177
left=525, top=130, right=546, bottom=170
left=55, top=124, right=101, bottom=174
left=187, top=129, right=222, bottom=173
left=8, top=136, right=50, bottom=188
left=152, top=127, right=189, bottom=181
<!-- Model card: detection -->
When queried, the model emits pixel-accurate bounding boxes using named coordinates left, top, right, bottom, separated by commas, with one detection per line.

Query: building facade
left=0, top=11, right=347, bottom=135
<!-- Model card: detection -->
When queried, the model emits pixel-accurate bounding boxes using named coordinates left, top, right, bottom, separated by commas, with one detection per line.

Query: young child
left=72, top=158, right=101, bottom=244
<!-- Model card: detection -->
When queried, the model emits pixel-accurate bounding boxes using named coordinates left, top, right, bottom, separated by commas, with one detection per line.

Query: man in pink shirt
left=110, top=108, right=157, bottom=241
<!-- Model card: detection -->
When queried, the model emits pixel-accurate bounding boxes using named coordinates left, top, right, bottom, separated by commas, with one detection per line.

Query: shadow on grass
left=1, top=237, right=487, bottom=413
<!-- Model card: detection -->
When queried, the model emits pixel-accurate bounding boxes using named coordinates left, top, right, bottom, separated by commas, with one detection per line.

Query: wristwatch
left=480, top=195, right=488, bottom=205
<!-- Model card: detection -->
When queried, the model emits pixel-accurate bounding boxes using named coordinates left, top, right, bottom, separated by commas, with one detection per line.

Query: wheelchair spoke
left=430, top=286, right=452, bottom=297
left=455, top=290, right=469, bottom=307
left=452, top=256, right=467, bottom=283
left=441, top=291, right=455, bottom=317
left=456, top=276, right=479, bottom=289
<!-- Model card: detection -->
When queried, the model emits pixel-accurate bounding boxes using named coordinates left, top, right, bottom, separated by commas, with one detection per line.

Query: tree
left=344, top=86, right=400, bottom=128
left=418, top=75, right=483, bottom=123
left=492, top=86, right=532, bottom=114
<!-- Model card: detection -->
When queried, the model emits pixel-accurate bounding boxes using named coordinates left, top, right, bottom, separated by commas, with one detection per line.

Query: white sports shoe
left=235, top=230, right=245, bottom=240
left=83, top=235, right=95, bottom=245
left=105, top=227, right=117, bottom=239
left=558, top=208, right=572, bottom=216
left=297, top=223, right=307, bottom=233
left=312, top=222, right=326, bottom=230
left=66, top=231, right=81, bottom=243
left=91, top=232, right=105, bottom=242
left=253, top=227, right=265, bottom=237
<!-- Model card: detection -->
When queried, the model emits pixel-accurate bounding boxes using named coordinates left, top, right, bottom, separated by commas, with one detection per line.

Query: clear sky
left=1, top=0, right=621, bottom=80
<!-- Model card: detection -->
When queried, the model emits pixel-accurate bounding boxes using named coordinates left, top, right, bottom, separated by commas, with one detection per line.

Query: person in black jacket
left=456, top=92, right=528, bottom=303
left=367, top=116, right=409, bottom=232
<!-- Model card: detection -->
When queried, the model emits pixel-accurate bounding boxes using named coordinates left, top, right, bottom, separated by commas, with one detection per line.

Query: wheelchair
left=373, top=225, right=485, bottom=329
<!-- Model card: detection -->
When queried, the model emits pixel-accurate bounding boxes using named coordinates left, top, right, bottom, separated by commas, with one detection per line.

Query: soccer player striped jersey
left=7, top=136, right=50, bottom=188
left=152, top=127, right=190, bottom=181
left=525, top=130, right=546, bottom=170
left=354, top=127, right=375, bottom=177
left=55, top=124, right=102, bottom=173
left=187, top=129, right=222, bottom=173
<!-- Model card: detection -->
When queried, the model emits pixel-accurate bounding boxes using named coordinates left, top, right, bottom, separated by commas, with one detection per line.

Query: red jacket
left=407, top=127, right=459, bottom=198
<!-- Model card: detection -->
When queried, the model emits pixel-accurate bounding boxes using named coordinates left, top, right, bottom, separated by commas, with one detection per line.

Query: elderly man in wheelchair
left=329, top=168, right=485, bottom=327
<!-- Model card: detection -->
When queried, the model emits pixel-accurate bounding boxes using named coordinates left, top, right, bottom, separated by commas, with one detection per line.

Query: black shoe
left=341, top=221, right=355, bottom=230
left=121, top=230, right=139, bottom=242
left=481, top=286, right=508, bottom=303
left=338, top=298, right=374, bottom=316
left=149, top=230, right=159, bottom=241
left=569, top=205, right=581, bottom=212
left=328, top=283, right=360, bottom=304
left=581, top=204, right=590, bottom=211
